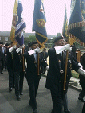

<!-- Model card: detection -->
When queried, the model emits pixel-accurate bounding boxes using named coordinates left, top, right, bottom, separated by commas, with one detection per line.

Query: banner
left=68, top=0, right=85, bottom=43
left=33, top=0, right=48, bottom=48
left=10, top=0, right=26, bottom=46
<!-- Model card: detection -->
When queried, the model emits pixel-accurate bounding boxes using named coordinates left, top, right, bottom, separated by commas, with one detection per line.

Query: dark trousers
left=82, top=103, right=85, bottom=113
left=14, top=72, right=20, bottom=96
left=79, top=75, right=85, bottom=98
left=2, top=59, right=4, bottom=71
left=63, top=93, right=68, bottom=111
left=41, top=62, right=46, bottom=74
left=50, top=84, right=62, bottom=113
left=79, top=89, right=85, bottom=99
left=8, top=69, right=14, bottom=88
left=0, top=66, right=2, bottom=73
left=19, top=71, right=24, bottom=93
left=0, top=60, right=3, bottom=73
left=27, top=75, right=40, bottom=110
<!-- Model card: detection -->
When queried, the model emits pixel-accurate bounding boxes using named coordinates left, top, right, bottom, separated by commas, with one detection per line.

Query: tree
left=57, top=33, right=61, bottom=36
left=29, top=35, right=36, bottom=42
left=24, top=35, right=36, bottom=45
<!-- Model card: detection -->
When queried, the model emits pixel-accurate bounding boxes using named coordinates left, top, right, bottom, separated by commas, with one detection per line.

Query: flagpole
left=62, top=4, right=69, bottom=90
left=63, top=44, right=69, bottom=90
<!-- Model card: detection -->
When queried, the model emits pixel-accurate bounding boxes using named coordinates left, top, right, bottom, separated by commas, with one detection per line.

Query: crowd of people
left=0, top=35, right=85, bottom=113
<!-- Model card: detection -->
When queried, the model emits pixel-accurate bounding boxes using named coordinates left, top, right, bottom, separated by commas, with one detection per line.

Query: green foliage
left=24, top=37, right=29, bottom=45
left=24, top=35, right=36, bottom=45
left=57, top=33, right=61, bottom=36
left=29, top=35, right=36, bottom=42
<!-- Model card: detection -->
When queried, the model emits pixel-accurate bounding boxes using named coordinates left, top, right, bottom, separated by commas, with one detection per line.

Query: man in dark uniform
left=24, top=41, right=41, bottom=113
left=40, top=48, right=48, bottom=74
left=82, top=102, right=85, bottom=113
left=25, top=42, right=32, bottom=53
left=78, top=53, right=85, bottom=102
left=19, top=46, right=25, bottom=95
left=45, top=35, right=85, bottom=113
left=12, top=45, right=24, bottom=101
left=0, top=45, right=3, bottom=74
left=0, top=42, right=4, bottom=74
left=5, top=43, right=14, bottom=92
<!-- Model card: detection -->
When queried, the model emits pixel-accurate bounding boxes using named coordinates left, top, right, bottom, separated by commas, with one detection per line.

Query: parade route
left=0, top=70, right=84, bottom=113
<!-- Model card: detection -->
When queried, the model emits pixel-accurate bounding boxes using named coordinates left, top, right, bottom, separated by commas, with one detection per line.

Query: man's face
left=0, top=44, right=2, bottom=47
left=32, top=44, right=38, bottom=49
left=55, top=39, right=65, bottom=46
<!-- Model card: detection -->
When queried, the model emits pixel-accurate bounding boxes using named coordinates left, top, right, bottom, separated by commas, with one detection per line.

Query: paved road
left=0, top=70, right=84, bottom=113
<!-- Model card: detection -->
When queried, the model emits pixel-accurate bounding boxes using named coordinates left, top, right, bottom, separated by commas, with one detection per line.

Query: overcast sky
left=0, top=0, right=71, bottom=35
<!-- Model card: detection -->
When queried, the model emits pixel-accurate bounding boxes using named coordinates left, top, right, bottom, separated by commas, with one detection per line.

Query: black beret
left=5, top=43, right=9, bottom=46
left=53, top=35, right=64, bottom=43
left=0, top=42, right=3, bottom=44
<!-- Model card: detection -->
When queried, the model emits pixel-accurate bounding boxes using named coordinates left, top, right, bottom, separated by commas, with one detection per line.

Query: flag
left=62, top=5, right=68, bottom=38
left=10, top=0, right=26, bottom=46
left=68, top=0, right=85, bottom=43
left=33, top=0, right=48, bottom=48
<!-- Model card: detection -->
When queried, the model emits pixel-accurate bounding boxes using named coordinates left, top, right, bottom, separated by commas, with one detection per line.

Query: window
left=5, top=37, right=8, bottom=41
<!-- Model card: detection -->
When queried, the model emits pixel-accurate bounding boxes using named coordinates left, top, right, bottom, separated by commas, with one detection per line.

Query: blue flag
left=33, top=0, right=48, bottom=48
left=62, top=5, right=68, bottom=39
left=15, top=0, right=26, bottom=46
left=68, top=0, right=85, bottom=43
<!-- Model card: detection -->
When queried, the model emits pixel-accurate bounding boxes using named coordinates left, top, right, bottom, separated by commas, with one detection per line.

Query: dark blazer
left=79, top=53, right=85, bottom=86
left=45, top=48, right=80, bottom=92
left=5, top=48, right=13, bottom=71
left=13, top=49, right=22, bottom=72
left=24, top=52, right=41, bottom=79
left=0, top=47, right=3, bottom=67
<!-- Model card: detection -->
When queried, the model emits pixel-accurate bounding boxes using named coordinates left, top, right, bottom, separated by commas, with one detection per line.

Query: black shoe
left=16, top=95, right=21, bottom=101
left=64, top=110, right=71, bottom=113
left=9, top=88, right=12, bottom=92
left=78, top=97, right=85, bottom=102
left=1, top=72, right=3, bottom=74
left=33, top=109, right=37, bottom=113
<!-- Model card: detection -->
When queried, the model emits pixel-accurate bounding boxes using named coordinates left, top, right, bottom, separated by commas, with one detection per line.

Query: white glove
left=34, top=47, right=41, bottom=53
left=54, top=46, right=65, bottom=54
left=54, top=44, right=70, bottom=54
left=64, top=44, right=70, bottom=51
left=78, top=62, right=82, bottom=67
left=28, top=50, right=35, bottom=55
left=46, top=66, right=49, bottom=71
left=16, top=48, right=21, bottom=53
left=13, top=45, right=17, bottom=49
left=77, top=68, right=85, bottom=76
left=9, top=47, right=13, bottom=52
left=70, top=47, right=72, bottom=51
